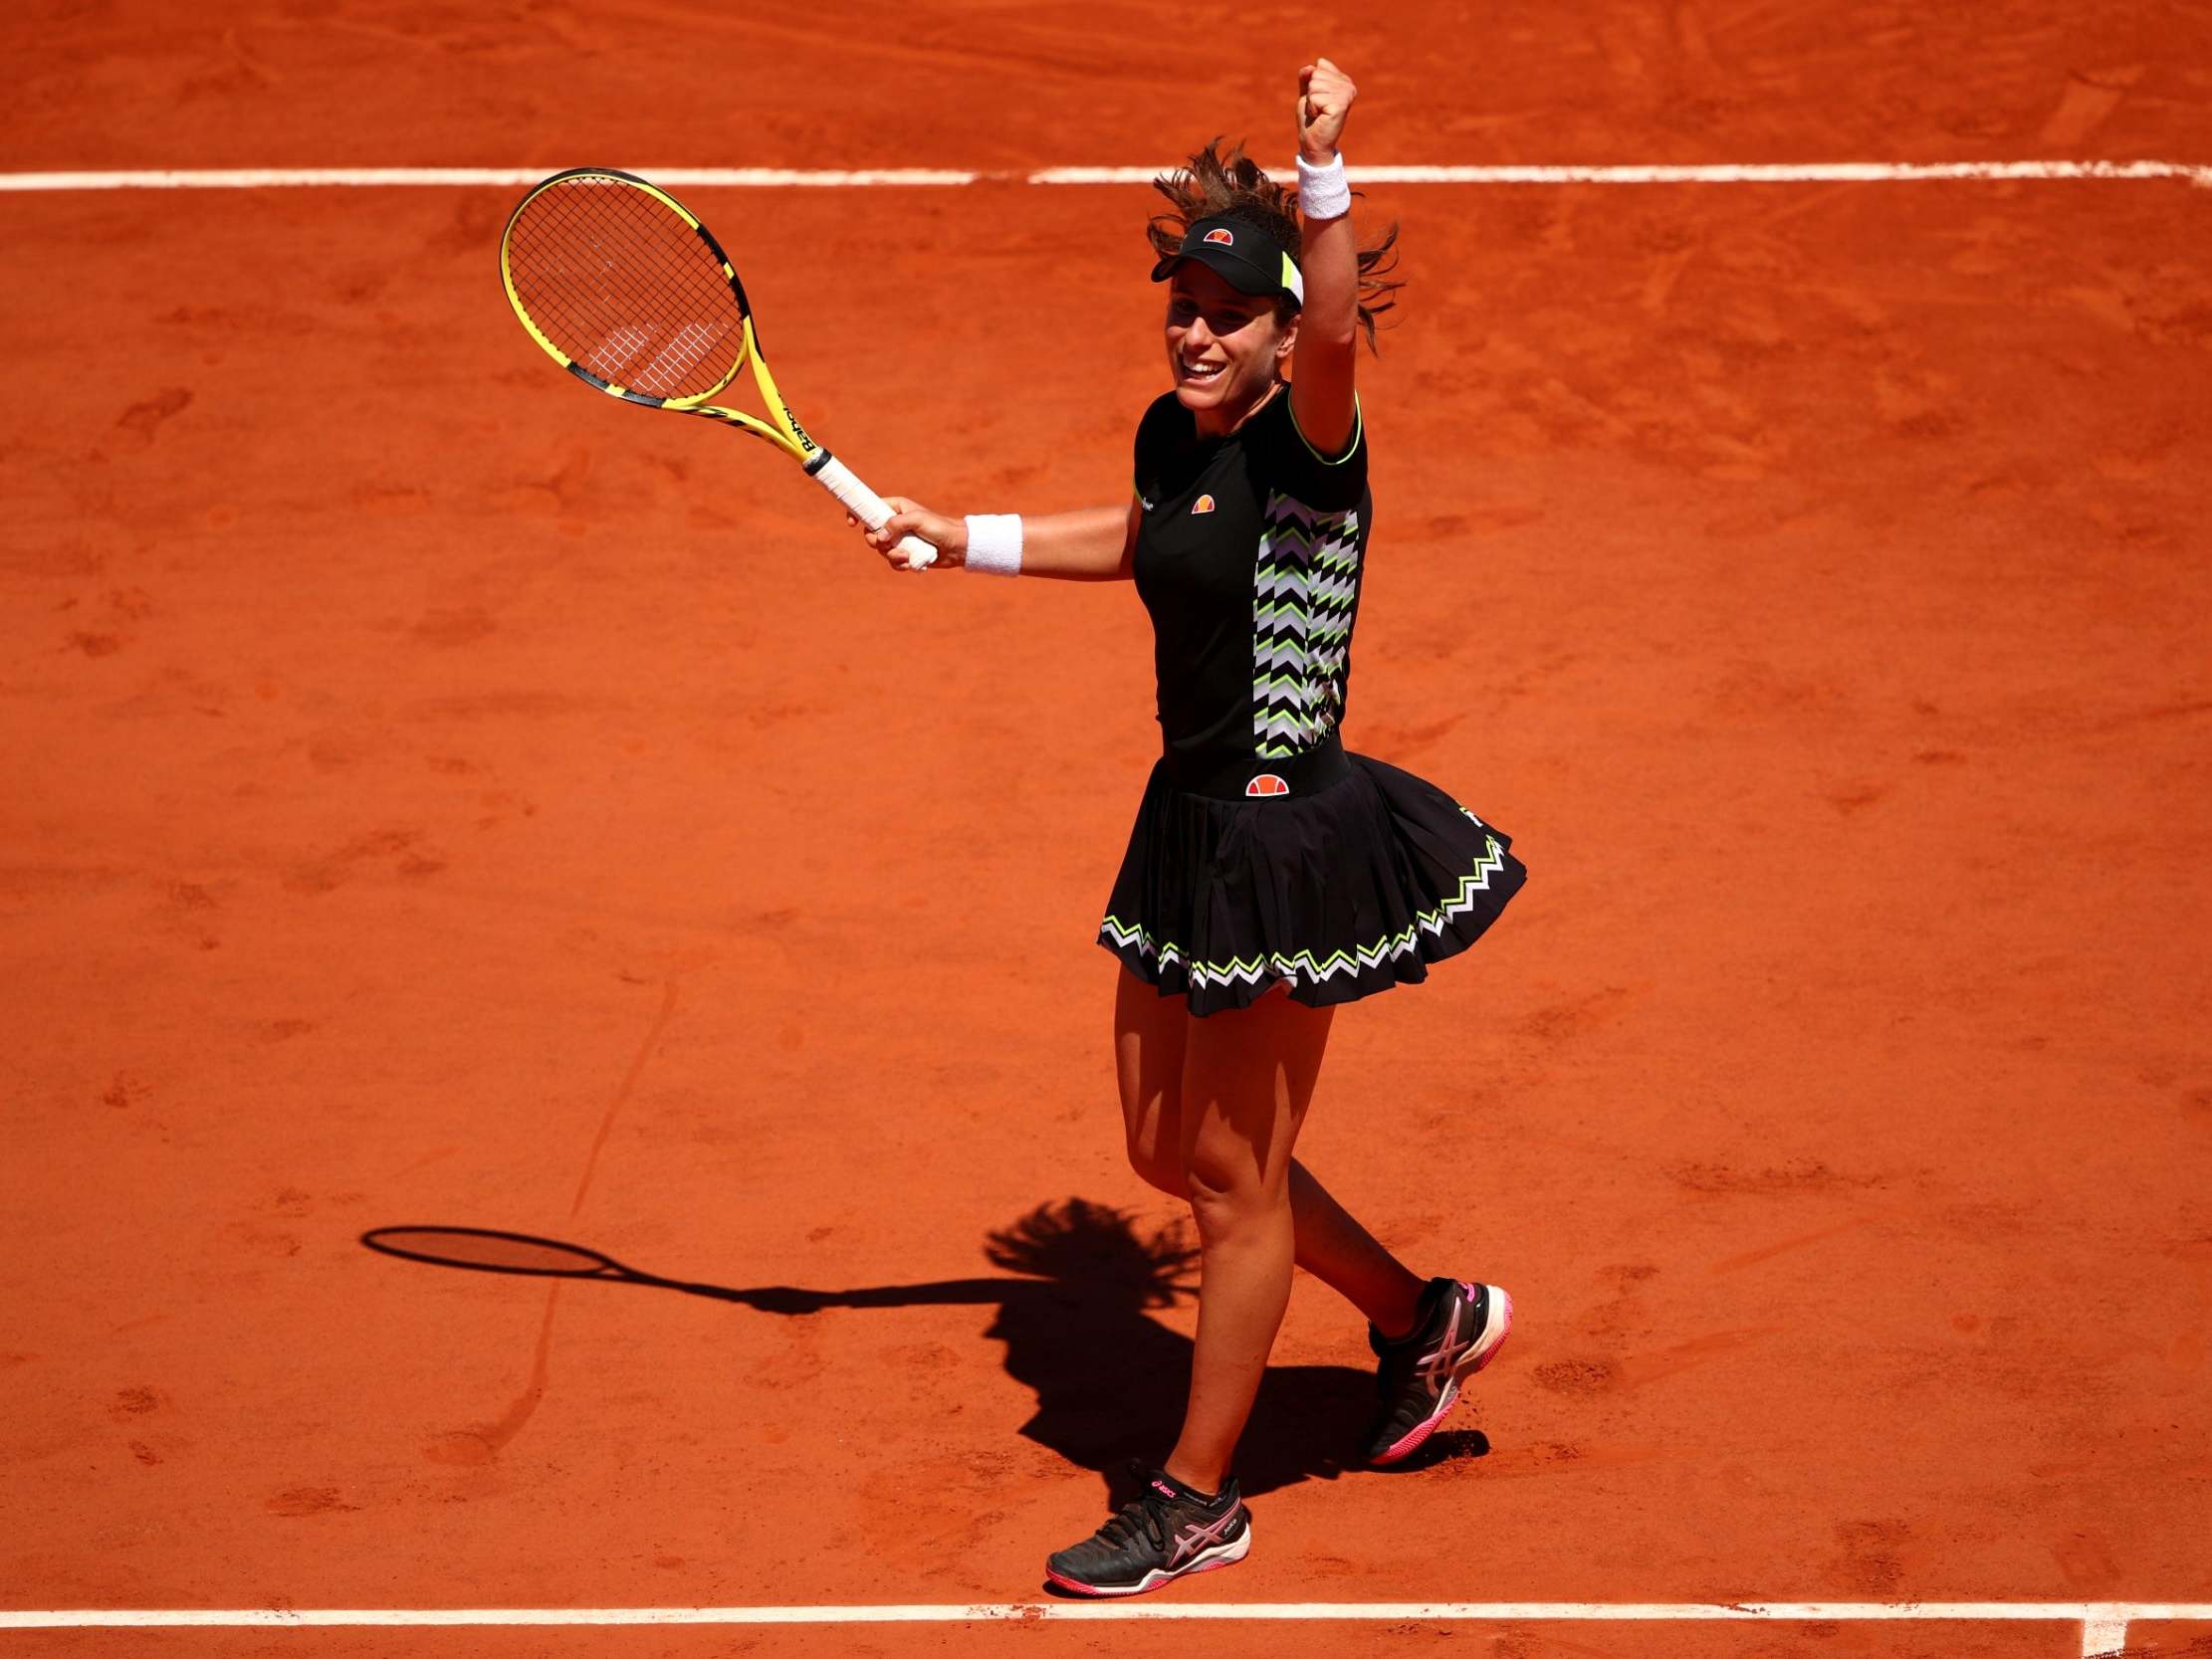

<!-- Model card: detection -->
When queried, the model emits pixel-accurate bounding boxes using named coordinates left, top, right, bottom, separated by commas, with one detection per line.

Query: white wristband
left=1297, top=152, right=1351, bottom=220
left=964, top=514, right=1023, bottom=576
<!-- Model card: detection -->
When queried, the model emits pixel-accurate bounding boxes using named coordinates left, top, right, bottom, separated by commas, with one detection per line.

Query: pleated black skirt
left=1097, top=738, right=1527, bottom=1017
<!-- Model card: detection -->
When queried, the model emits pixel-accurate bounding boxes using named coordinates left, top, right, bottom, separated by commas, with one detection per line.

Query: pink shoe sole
left=1043, top=1525, right=1251, bottom=1597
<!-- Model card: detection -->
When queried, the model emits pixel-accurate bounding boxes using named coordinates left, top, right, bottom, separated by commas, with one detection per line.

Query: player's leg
left=1115, top=967, right=1424, bottom=1337
left=1048, top=972, right=1276, bottom=1597
left=1290, top=1164, right=1426, bottom=1338
left=1114, top=964, right=1189, bottom=1197
left=1153, top=986, right=1509, bottom=1476
left=1160, top=987, right=1333, bottom=1496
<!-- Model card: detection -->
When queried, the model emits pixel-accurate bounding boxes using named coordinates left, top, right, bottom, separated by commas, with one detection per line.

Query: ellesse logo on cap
left=1203, top=227, right=1234, bottom=246
left=1245, top=773, right=1290, bottom=797
left=1192, top=495, right=1216, bottom=515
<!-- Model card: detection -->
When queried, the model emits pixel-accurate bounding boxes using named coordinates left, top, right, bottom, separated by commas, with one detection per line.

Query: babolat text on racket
left=500, top=167, right=936, bottom=568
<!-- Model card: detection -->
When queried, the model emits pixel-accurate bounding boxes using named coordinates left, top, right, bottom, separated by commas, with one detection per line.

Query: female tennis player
left=857, top=59, right=1527, bottom=1596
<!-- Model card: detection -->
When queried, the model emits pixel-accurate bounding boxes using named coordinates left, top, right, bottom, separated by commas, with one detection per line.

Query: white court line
left=4, top=1601, right=2210, bottom=1655
left=0, top=167, right=976, bottom=191
left=0, top=160, right=2207, bottom=191
left=1036, top=159, right=2212, bottom=186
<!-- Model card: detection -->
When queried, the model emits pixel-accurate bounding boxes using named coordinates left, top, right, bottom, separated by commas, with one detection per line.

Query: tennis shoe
left=1044, top=1469, right=1250, bottom=1596
left=1364, top=1277, right=1513, bottom=1465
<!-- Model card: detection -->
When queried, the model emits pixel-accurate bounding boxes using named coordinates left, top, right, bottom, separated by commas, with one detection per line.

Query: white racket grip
left=810, top=453, right=937, bottom=570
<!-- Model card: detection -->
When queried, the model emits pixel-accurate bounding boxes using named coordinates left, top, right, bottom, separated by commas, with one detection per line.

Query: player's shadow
left=360, top=1198, right=1486, bottom=1502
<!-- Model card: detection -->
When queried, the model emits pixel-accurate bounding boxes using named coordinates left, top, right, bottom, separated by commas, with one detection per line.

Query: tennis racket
left=500, top=167, right=936, bottom=569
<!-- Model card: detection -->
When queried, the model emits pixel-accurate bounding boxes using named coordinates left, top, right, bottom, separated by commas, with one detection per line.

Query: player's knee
left=1181, top=1154, right=1264, bottom=1228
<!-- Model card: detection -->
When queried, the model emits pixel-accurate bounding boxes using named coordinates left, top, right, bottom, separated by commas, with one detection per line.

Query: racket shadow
left=359, top=1201, right=1488, bottom=1501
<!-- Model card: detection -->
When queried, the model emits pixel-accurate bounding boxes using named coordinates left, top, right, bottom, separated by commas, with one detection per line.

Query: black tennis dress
left=1098, top=386, right=1527, bottom=1016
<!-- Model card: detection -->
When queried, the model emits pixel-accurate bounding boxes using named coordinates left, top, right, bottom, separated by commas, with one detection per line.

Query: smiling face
left=1164, top=262, right=1296, bottom=433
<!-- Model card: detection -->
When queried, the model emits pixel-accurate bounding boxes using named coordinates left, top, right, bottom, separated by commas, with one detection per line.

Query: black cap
left=1150, top=215, right=1305, bottom=305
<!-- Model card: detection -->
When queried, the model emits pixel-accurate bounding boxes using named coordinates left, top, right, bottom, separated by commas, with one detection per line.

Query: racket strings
left=507, top=178, right=746, bottom=401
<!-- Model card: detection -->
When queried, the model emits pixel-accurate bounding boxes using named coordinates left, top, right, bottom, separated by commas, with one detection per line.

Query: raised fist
left=1297, top=58, right=1357, bottom=161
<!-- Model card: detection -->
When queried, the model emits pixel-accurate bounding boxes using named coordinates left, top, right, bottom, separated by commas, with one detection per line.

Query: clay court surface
left=4, top=3, right=2211, bottom=1655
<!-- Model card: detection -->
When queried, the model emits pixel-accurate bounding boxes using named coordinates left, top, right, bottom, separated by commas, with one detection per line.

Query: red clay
left=0, top=1623, right=2102, bottom=1659
left=3, top=1, right=2210, bottom=1647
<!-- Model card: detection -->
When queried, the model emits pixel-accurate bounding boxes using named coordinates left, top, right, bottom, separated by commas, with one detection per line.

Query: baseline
left=0, top=160, right=2206, bottom=192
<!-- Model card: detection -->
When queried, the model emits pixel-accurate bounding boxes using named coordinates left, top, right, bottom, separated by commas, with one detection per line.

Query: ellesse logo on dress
left=1192, top=495, right=1216, bottom=515
left=1204, top=228, right=1234, bottom=246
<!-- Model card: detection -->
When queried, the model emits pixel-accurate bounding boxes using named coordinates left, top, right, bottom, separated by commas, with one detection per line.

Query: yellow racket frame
left=499, top=167, right=821, bottom=462
left=498, top=167, right=935, bottom=565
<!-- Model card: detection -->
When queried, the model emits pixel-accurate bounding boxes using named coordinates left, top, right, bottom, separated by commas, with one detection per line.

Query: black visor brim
left=1151, top=243, right=1288, bottom=299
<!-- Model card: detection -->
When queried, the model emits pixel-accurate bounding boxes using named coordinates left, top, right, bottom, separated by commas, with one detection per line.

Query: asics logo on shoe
left=1168, top=1506, right=1240, bottom=1567
left=1414, top=1294, right=1473, bottom=1389
left=1149, top=1479, right=1179, bottom=1500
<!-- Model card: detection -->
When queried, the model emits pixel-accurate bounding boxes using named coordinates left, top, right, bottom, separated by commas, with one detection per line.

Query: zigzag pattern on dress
left=1252, top=491, right=1362, bottom=759
left=1099, top=815, right=1509, bottom=992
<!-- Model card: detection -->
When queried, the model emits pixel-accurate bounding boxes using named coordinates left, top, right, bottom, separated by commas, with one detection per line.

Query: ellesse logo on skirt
left=1192, top=494, right=1216, bottom=515
left=1244, top=773, right=1290, bottom=797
